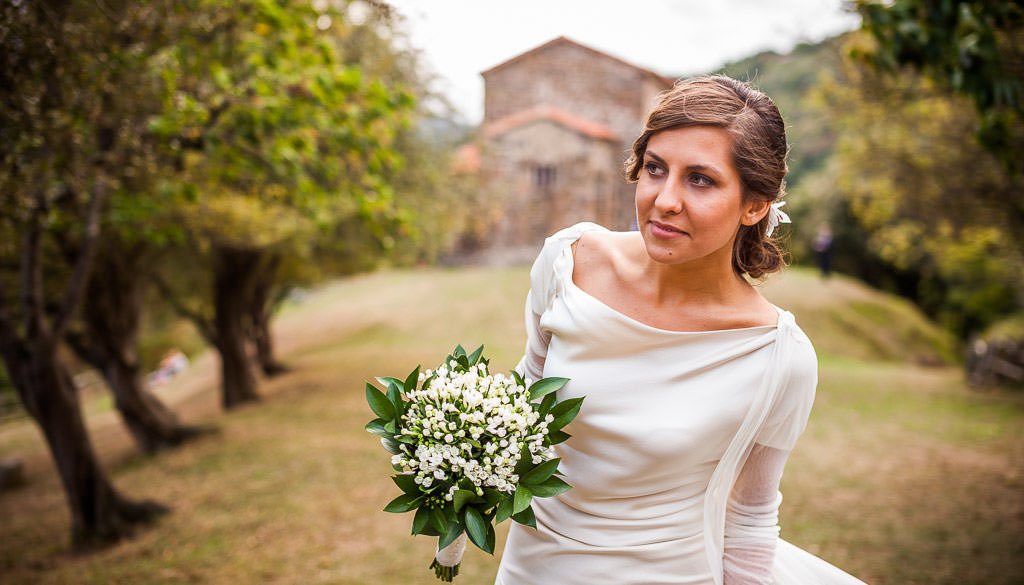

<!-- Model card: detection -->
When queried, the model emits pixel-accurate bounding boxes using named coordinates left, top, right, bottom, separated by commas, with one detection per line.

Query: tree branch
left=51, top=180, right=106, bottom=342
left=151, top=273, right=217, bottom=344
left=64, top=326, right=107, bottom=371
left=20, top=196, right=48, bottom=341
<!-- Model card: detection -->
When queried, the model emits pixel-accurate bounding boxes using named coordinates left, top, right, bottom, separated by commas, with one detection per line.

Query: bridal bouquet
left=365, top=345, right=583, bottom=581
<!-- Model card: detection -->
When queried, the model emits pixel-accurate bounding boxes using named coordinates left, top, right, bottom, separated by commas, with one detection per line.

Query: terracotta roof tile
left=483, top=105, right=619, bottom=141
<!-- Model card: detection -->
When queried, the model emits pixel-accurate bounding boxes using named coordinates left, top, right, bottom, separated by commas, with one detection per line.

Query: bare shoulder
left=570, top=230, right=642, bottom=286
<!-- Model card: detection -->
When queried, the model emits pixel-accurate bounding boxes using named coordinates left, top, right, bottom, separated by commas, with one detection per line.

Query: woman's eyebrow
left=645, top=151, right=666, bottom=164
left=646, top=150, right=724, bottom=176
left=686, top=164, right=723, bottom=176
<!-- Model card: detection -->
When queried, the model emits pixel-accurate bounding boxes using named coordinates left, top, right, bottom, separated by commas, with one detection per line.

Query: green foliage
left=855, top=0, right=1024, bottom=170
left=825, top=33, right=1024, bottom=335
left=147, top=0, right=415, bottom=249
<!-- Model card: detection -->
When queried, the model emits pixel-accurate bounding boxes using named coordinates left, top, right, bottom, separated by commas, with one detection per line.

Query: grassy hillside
left=0, top=265, right=1019, bottom=585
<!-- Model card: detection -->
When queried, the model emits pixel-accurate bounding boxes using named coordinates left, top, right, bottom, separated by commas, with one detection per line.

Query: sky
left=383, top=0, right=861, bottom=124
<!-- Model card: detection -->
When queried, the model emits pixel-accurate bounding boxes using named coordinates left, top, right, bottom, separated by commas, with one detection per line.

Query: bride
left=494, top=75, right=868, bottom=585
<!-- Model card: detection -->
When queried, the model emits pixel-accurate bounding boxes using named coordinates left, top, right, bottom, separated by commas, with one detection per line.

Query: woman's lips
left=649, top=220, right=688, bottom=239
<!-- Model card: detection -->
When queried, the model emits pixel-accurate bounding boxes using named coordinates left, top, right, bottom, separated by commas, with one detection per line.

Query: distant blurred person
left=812, top=222, right=833, bottom=278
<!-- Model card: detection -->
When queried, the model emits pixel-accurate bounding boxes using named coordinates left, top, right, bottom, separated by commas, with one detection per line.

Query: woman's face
left=635, top=125, right=765, bottom=268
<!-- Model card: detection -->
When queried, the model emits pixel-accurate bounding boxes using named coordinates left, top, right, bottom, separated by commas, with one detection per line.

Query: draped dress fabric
left=494, top=223, right=868, bottom=585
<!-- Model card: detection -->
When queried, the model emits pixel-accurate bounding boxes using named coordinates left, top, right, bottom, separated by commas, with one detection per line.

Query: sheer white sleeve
left=722, top=443, right=791, bottom=585
left=514, top=289, right=551, bottom=383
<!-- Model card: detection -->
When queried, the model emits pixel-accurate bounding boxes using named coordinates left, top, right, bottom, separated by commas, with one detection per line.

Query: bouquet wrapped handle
left=431, top=531, right=467, bottom=582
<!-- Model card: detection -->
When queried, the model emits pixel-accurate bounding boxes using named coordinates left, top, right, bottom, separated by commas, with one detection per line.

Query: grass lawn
left=0, top=265, right=1021, bottom=584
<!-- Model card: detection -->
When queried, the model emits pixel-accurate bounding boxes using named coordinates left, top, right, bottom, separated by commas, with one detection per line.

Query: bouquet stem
left=430, top=531, right=467, bottom=582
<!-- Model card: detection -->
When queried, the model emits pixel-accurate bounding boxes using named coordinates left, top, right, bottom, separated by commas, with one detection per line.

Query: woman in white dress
left=494, top=75, right=868, bottom=585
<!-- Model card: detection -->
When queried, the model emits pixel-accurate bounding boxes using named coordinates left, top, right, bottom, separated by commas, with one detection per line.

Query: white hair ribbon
left=765, top=200, right=791, bottom=237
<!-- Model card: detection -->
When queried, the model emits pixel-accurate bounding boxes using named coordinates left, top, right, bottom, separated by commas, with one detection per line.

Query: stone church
left=455, top=36, right=675, bottom=261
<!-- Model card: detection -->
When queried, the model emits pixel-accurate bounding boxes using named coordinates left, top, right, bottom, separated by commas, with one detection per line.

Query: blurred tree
left=0, top=0, right=173, bottom=545
left=145, top=0, right=415, bottom=408
left=61, top=234, right=215, bottom=452
left=828, top=34, right=1024, bottom=336
left=854, top=0, right=1024, bottom=171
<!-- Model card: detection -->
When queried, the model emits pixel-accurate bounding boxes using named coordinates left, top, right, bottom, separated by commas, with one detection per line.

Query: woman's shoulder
left=530, top=222, right=619, bottom=279
left=527, top=222, right=625, bottom=312
left=778, top=313, right=818, bottom=387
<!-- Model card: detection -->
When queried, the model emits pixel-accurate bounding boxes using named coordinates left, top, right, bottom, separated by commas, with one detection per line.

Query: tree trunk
left=249, top=254, right=288, bottom=376
left=0, top=340, right=170, bottom=547
left=70, top=242, right=215, bottom=453
left=213, top=246, right=262, bottom=409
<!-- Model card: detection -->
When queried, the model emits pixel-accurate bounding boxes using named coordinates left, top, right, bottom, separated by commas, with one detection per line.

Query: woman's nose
left=653, top=177, right=684, bottom=215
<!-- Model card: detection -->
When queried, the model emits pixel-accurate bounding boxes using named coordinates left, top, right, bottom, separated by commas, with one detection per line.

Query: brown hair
left=625, top=74, right=789, bottom=278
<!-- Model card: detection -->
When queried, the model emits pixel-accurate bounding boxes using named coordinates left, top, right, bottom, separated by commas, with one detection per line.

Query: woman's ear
left=741, top=197, right=771, bottom=227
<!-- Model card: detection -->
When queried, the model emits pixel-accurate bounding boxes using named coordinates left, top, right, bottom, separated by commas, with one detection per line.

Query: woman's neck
left=633, top=236, right=751, bottom=308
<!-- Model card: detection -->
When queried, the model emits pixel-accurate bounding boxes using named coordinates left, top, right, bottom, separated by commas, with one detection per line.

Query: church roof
left=480, top=36, right=675, bottom=87
left=483, top=104, right=619, bottom=141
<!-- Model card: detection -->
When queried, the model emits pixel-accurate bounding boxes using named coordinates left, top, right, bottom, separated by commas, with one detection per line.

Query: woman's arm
left=514, top=289, right=551, bottom=383
left=722, top=443, right=791, bottom=585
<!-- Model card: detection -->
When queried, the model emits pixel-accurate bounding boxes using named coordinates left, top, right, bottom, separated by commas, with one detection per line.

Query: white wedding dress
left=494, top=223, right=868, bottom=585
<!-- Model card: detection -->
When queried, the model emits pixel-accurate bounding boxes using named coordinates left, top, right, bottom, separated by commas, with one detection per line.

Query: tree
left=828, top=33, right=1024, bottom=335
left=0, top=0, right=174, bottom=545
left=62, top=235, right=214, bottom=453
left=145, top=0, right=415, bottom=408
left=855, top=0, right=1024, bottom=171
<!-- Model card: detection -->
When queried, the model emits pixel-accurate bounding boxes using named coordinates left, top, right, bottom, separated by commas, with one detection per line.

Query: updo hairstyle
left=625, top=74, right=790, bottom=278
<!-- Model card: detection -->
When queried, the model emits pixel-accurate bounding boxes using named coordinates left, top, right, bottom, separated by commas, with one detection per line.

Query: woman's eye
left=691, top=173, right=714, bottom=186
left=644, top=162, right=664, bottom=177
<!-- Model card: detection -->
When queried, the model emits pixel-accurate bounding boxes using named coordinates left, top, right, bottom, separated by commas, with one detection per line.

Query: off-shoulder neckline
left=557, top=223, right=783, bottom=335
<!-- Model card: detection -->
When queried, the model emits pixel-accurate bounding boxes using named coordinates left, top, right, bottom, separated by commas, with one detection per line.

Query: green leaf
left=486, top=520, right=496, bottom=553
left=464, top=437, right=482, bottom=449
left=512, top=485, right=533, bottom=514
left=495, top=495, right=514, bottom=524
left=467, top=345, right=484, bottom=365
left=365, top=418, right=389, bottom=437
left=404, top=365, right=420, bottom=392
left=366, top=383, right=395, bottom=420
left=512, top=505, right=537, bottom=529
left=528, top=377, right=569, bottom=401
left=510, top=370, right=525, bottom=388
left=429, top=506, right=448, bottom=534
left=386, top=382, right=402, bottom=412
left=548, top=397, right=584, bottom=431
left=412, top=506, right=430, bottom=535
left=376, top=376, right=403, bottom=388
left=444, top=502, right=459, bottom=523
left=457, top=354, right=469, bottom=369
left=438, top=520, right=464, bottom=551
left=384, top=419, right=396, bottom=433
left=548, top=396, right=584, bottom=419
left=521, top=458, right=560, bottom=486
left=514, top=448, right=534, bottom=477
left=392, top=474, right=418, bottom=494
left=383, top=493, right=422, bottom=513
left=464, top=507, right=492, bottom=554
left=548, top=430, right=571, bottom=444
left=481, top=488, right=503, bottom=508
left=396, top=434, right=417, bottom=444
left=380, top=436, right=401, bottom=454
left=453, top=489, right=476, bottom=512
left=528, top=475, right=572, bottom=497
left=453, top=344, right=466, bottom=358
left=538, top=392, right=557, bottom=416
